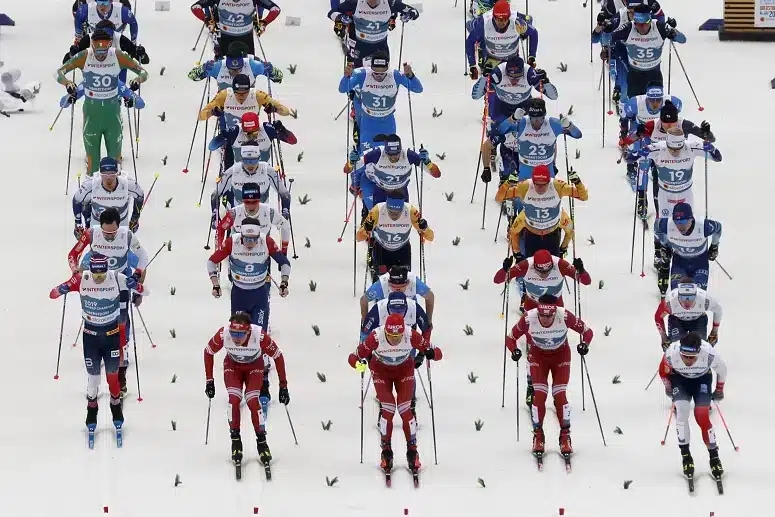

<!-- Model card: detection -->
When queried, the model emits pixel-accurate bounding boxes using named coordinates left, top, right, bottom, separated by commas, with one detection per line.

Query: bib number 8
left=244, top=264, right=255, bottom=273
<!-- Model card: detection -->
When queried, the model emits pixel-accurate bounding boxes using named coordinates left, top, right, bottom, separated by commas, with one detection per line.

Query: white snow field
left=0, top=0, right=773, bottom=515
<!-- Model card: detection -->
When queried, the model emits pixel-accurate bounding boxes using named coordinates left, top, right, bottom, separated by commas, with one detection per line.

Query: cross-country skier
left=639, top=128, right=721, bottom=268
left=654, top=202, right=722, bottom=295
left=204, top=312, right=290, bottom=473
left=361, top=265, right=435, bottom=323
left=607, top=4, right=685, bottom=98
left=211, top=145, right=290, bottom=224
left=209, top=112, right=296, bottom=169
left=346, top=134, right=440, bottom=211
left=188, top=42, right=283, bottom=91
left=328, top=0, right=420, bottom=67
left=495, top=249, right=592, bottom=313
left=495, top=165, right=588, bottom=248
left=655, top=278, right=722, bottom=348
left=200, top=73, right=290, bottom=130
left=216, top=182, right=290, bottom=250
left=360, top=291, right=430, bottom=343
left=72, top=157, right=145, bottom=237
left=658, top=332, right=726, bottom=483
left=466, top=0, right=538, bottom=77
left=74, top=0, right=138, bottom=44
left=56, top=29, right=148, bottom=175
left=348, top=313, right=442, bottom=477
left=472, top=57, right=557, bottom=126
left=357, top=197, right=434, bottom=282
left=339, top=53, right=422, bottom=152
left=49, top=254, right=145, bottom=440
left=505, top=294, right=593, bottom=462
left=191, top=0, right=281, bottom=57
left=485, top=98, right=582, bottom=184
left=65, top=20, right=149, bottom=81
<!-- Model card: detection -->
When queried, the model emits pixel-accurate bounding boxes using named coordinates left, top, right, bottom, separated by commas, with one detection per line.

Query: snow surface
left=0, top=0, right=772, bottom=516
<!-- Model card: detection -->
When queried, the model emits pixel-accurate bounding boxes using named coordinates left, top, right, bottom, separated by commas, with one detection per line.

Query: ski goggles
left=229, top=329, right=249, bottom=339
left=534, top=262, right=553, bottom=273
left=673, top=218, right=691, bottom=225
left=101, top=228, right=119, bottom=238
left=678, top=295, right=696, bottom=304
left=241, top=235, right=259, bottom=244
left=242, top=157, right=260, bottom=165
left=91, top=272, right=108, bottom=282
left=385, top=327, right=403, bottom=339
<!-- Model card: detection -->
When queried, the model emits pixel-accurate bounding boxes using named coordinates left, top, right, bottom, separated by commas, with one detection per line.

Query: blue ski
left=114, top=422, right=123, bottom=448
left=87, top=424, right=96, bottom=449
left=260, top=396, right=270, bottom=421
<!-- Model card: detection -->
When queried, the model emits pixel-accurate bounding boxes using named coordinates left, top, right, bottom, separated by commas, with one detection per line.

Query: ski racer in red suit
left=348, top=313, right=442, bottom=474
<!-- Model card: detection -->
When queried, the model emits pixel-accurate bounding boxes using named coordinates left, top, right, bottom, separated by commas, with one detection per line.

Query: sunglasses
left=242, top=236, right=259, bottom=244
left=243, top=158, right=260, bottom=165
left=494, top=15, right=510, bottom=22
left=92, top=272, right=108, bottom=279
left=229, top=330, right=248, bottom=339
left=678, top=295, right=695, bottom=303
left=102, top=229, right=118, bottom=235
left=674, top=219, right=690, bottom=225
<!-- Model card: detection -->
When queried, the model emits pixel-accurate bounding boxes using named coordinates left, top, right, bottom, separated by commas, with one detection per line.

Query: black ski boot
left=86, top=398, right=98, bottom=428
left=380, top=442, right=394, bottom=471
left=260, top=374, right=271, bottom=402
left=525, top=380, right=535, bottom=408
left=637, top=190, right=648, bottom=219
left=680, top=444, right=694, bottom=477
left=230, top=429, right=243, bottom=463
left=406, top=443, right=421, bottom=472
left=709, top=447, right=724, bottom=478
left=109, top=398, right=124, bottom=426
left=257, top=432, right=272, bottom=466
left=118, top=366, right=128, bottom=399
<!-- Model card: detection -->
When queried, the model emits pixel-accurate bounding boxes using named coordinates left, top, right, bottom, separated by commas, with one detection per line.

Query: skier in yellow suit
left=199, top=73, right=290, bottom=130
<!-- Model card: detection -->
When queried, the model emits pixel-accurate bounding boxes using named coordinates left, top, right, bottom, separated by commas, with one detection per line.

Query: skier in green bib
left=55, top=29, right=148, bottom=175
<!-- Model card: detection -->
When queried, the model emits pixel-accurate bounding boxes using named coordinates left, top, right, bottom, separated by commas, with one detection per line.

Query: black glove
left=482, top=61, right=494, bottom=76
left=264, top=104, right=277, bottom=114
left=700, top=120, right=711, bottom=137
left=612, top=86, right=621, bottom=103
left=278, top=386, right=290, bottom=405
left=211, top=107, right=223, bottom=118
left=417, top=218, right=428, bottom=231
left=205, top=379, right=215, bottom=398
left=363, top=218, right=374, bottom=232
left=534, top=68, right=547, bottom=83
left=600, top=47, right=609, bottom=62
left=577, top=342, right=589, bottom=356
left=572, top=257, right=585, bottom=274
left=661, top=336, right=671, bottom=352
left=212, top=285, right=222, bottom=298
left=481, top=166, right=492, bottom=183
left=469, top=65, right=479, bottom=80
left=632, top=123, right=646, bottom=138
left=597, top=12, right=609, bottom=25
left=424, top=348, right=436, bottom=360
left=272, top=120, right=287, bottom=132
left=129, top=217, right=139, bottom=233
left=131, top=270, right=142, bottom=282
left=502, top=255, right=514, bottom=272
left=513, top=252, right=525, bottom=264
left=511, top=348, right=522, bottom=362
left=708, top=243, right=719, bottom=261
left=526, top=56, right=536, bottom=68
left=711, top=388, right=724, bottom=401
left=123, top=96, right=135, bottom=108
left=665, top=27, right=677, bottom=40
left=559, top=246, right=568, bottom=257
left=387, top=17, right=396, bottom=30
left=666, top=17, right=677, bottom=28
left=66, top=82, right=78, bottom=95
left=135, top=45, right=150, bottom=64
left=414, top=353, right=425, bottom=369
left=129, top=79, right=141, bottom=91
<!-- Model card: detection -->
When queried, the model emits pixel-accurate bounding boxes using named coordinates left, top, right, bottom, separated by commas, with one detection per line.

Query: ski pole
left=126, top=105, right=139, bottom=182
left=714, top=260, right=733, bottom=280
left=359, top=370, right=365, bottom=464
left=201, top=81, right=213, bottom=182
left=398, top=22, right=405, bottom=76
left=493, top=203, right=504, bottom=242
left=334, top=101, right=349, bottom=121
left=470, top=77, right=491, bottom=203
left=54, top=294, right=68, bottom=379
left=582, top=356, right=606, bottom=446
left=629, top=186, right=638, bottom=273
left=204, top=398, right=212, bottom=445
left=338, top=196, right=358, bottom=242
left=353, top=196, right=358, bottom=297
left=463, top=0, right=468, bottom=76
left=146, top=241, right=168, bottom=269
left=287, top=178, right=299, bottom=259
left=660, top=404, right=674, bottom=445
left=49, top=105, right=65, bottom=131
left=204, top=215, right=215, bottom=250
left=130, top=304, right=143, bottom=402
left=191, top=21, right=206, bottom=51
left=426, top=360, right=439, bottom=465
left=470, top=146, right=483, bottom=204
left=65, top=101, right=75, bottom=195
left=183, top=79, right=210, bottom=173
left=72, top=318, right=83, bottom=348
left=416, top=367, right=432, bottom=408
left=667, top=43, right=672, bottom=94
left=515, top=353, right=520, bottom=441
left=501, top=269, right=511, bottom=407
left=197, top=30, right=211, bottom=66
left=134, top=86, right=141, bottom=159
left=197, top=151, right=214, bottom=207
left=713, top=401, right=739, bottom=451
left=480, top=182, right=489, bottom=229
left=284, top=405, right=299, bottom=445
left=670, top=42, right=704, bottom=111
left=361, top=370, right=373, bottom=404
left=135, top=306, right=156, bottom=348
left=601, top=60, right=606, bottom=148
left=640, top=205, right=646, bottom=278
left=141, top=173, right=160, bottom=210
left=644, top=368, right=659, bottom=391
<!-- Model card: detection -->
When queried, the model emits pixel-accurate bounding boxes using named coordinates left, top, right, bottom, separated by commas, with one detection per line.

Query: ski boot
left=559, top=426, right=573, bottom=455
left=680, top=444, right=694, bottom=477
left=230, top=429, right=243, bottom=463
left=260, top=374, right=271, bottom=402
left=406, top=442, right=421, bottom=472
left=525, top=381, right=534, bottom=408
left=109, top=398, right=124, bottom=426
left=612, top=86, right=621, bottom=104
left=257, top=432, right=272, bottom=466
left=380, top=442, right=394, bottom=471
left=709, top=448, right=724, bottom=478
left=118, top=366, right=128, bottom=399
left=626, top=162, right=637, bottom=188
left=86, top=398, right=98, bottom=428
left=636, top=190, right=648, bottom=220
left=532, top=427, right=545, bottom=455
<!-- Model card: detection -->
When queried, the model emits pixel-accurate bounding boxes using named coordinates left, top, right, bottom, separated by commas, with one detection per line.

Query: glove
left=123, top=96, right=135, bottom=108
left=424, top=348, right=437, bottom=360
left=635, top=123, right=647, bottom=137
left=612, top=87, right=621, bottom=103
left=560, top=114, right=572, bottom=129
left=278, top=386, right=290, bottom=405
left=388, top=17, right=396, bottom=30
left=255, top=20, right=267, bottom=36
left=559, top=246, right=568, bottom=258
left=349, top=183, right=360, bottom=196
left=401, top=8, right=419, bottom=22
left=502, top=255, right=514, bottom=272
left=349, top=148, right=360, bottom=164
left=129, top=217, right=139, bottom=233
left=533, top=68, right=547, bottom=83
left=567, top=169, right=581, bottom=185
left=700, top=120, right=711, bottom=136
left=129, top=79, right=141, bottom=91
left=205, top=379, right=215, bottom=398
left=336, top=14, right=352, bottom=25
left=711, top=382, right=724, bottom=401
left=131, top=269, right=143, bottom=283
left=600, top=47, right=609, bottom=62
left=188, top=64, right=204, bottom=80
left=577, top=342, right=589, bottom=356
left=210, top=106, right=223, bottom=118
left=282, top=207, right=290, bottom=219
left=597, top=12, right=609, bottom=25
left=482, top=61, right=494, bottom=77
left=363, top=218, right=374, bottom=232
left=212, top=284, right=222, bottom=298
left=660, top=335, right=671, bottom=352
left=572, top=257, right=585, bottom=274
left=469, top=65, right=479, bottom=81
left=418, top=148, right=430, bottom=164
left=417, top=218, right=428, bottom=231
left=665, top=27, right=677, bottom=40
left=49, top=285, right=67, bottom=299
left=135, top=45, right=149, bottom=65
left=269, top=66, right=283, bottom=83
left=707, top=329, right=718, bottom=346
left=659, top=246, right=672, bottom=264
left=354, top=358, right=368, bottom=373
left=666, top=17, right=678, bottom=28
left=637, top=146, right=651, bottom=158
left=526, top=56, right=536, bottom=68
left=414, top=353, right=425, bottom=369
left=264, top=104, right=277, bottom=115
left=65, top=81, right=77, bottom=95
left=703, top=141, right=714, bottom=152
left=509, top=346, right=522, bottom=362
left=708, top=243, right=719, bottom=261
left=481, top=166, right=492, bottom=183
left=74, top=222, right=85, bottom=239
left=279, top=279, right=289, bottom=297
